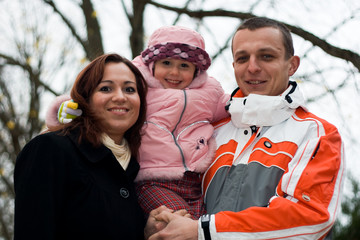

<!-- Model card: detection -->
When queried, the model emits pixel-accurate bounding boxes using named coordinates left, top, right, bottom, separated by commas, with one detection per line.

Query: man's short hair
left=232, top=17, right=294, bottom=59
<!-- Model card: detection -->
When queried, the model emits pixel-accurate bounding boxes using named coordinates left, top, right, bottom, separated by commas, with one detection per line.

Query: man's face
left=232, top=27, right=300, bottom=97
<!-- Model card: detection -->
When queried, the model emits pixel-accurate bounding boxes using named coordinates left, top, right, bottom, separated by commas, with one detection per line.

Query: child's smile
left=154, top=58, right=196, bottom=89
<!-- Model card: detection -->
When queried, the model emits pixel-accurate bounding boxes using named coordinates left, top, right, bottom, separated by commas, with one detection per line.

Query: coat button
left=119, top=188, right=129, bottom=198
left=264, top=141, right=272, bottom=148
left=302, top=193, right=310, bottom=202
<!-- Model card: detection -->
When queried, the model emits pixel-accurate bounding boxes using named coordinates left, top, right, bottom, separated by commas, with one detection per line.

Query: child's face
left=154, top=58, right=196, bottom=89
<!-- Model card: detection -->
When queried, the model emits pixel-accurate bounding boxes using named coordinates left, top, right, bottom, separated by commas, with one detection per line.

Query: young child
left=46, top=26, right=229, bottom=219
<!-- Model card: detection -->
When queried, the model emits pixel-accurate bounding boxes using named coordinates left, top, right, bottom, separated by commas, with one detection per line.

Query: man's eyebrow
left=233, top=47, right=280, bottom=56
left=258, top=47, right=281, bottom=53
left=233, top=49, right=248, bottom=56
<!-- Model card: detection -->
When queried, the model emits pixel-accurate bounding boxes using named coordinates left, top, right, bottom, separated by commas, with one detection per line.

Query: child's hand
left=58, top=100, right=82, bottom=124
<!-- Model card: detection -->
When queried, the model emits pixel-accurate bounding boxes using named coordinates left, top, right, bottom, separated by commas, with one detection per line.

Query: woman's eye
left=125, top=87, right=136, bottom=93
left=181, top=63, right=189, bottom=68
left=99, top=86, right=111, bottom=92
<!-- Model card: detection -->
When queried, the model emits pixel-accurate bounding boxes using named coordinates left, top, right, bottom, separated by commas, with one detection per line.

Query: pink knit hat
left=141, top=26, right=211, bottom=71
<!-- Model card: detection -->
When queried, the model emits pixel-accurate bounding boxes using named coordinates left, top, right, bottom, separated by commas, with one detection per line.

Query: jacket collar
left=228, top=81, right=307, bottom=128
left=68, top=129, right=109, bottom=164
left=67, top=129, right=140, bottom=179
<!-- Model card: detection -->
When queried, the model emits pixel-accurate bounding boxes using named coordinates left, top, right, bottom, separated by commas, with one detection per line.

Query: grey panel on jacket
left=205, top=162, right=284, bottom=214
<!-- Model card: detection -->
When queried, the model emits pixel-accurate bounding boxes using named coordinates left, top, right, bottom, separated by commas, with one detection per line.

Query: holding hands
left=145, top=206, right=198, bottom=240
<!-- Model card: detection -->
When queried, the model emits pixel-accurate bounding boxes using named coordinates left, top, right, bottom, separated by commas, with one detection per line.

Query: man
left=146, top=17, right=345, bottom=240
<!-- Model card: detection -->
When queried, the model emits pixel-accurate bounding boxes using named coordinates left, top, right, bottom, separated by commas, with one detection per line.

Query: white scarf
left=101, top=134, right=131, bottom=170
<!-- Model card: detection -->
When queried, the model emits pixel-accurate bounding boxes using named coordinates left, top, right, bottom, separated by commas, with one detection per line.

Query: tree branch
left=147, top=1, right=360, bottom=72
left=43, top=0, right=88, bottom=58
left=0, top=174, right=15, bottom=198
left=287, top=25, right=360, bottom=72
left=128, top=0, right=146, bottom=58
left=0, top=54, right=59, bottom=96
left=0, top=205, right=11, bottom=240
left=81, top=0, right=104, bottom=59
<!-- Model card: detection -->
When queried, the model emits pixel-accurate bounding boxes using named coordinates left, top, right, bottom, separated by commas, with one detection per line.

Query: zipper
left=233, top=126, right=261, bottom=165
left=171, top=90, right=188, bottom=171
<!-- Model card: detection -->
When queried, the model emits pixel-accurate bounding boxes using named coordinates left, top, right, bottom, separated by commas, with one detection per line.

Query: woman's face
left=90, top=62, right=140, bottom=144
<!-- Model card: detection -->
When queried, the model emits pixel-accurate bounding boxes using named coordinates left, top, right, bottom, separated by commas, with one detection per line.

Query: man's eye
left=262, top=55, right=274, bottom=60
left=236, top=56, right=248, bottom=63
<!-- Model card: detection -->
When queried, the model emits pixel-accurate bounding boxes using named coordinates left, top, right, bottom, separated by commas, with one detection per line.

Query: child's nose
left=169, top=66, right=180, bottom=75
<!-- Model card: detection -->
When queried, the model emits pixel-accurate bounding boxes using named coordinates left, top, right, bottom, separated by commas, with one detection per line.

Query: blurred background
left=0, top=0, right=359, bottom=239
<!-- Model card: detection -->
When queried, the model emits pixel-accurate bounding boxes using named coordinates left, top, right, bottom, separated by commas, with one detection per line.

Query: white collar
left=228, top=82, right=307, bottom=128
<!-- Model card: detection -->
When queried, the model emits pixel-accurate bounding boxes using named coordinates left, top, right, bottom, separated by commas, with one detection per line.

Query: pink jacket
left=132, top=56, right=229, bottom=181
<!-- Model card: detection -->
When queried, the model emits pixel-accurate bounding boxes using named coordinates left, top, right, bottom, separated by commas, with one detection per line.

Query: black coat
left=14, top=130, right=145, bottom=240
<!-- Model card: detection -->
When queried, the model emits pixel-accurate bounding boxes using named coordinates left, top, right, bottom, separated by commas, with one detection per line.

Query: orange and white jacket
left=200, top=82, right=345, bottom=240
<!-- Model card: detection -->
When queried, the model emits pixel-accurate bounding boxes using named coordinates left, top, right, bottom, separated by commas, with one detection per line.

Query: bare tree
left=146, top=1, right=360, bottom=72
left=0, top=1, right=81, bottom=238
left=43, top=0, right=104, bottom=60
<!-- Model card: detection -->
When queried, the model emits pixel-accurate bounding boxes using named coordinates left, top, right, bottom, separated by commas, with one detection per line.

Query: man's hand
left=147, top=210, right=198, bottom=240
left=58, top=100, right=82, bottom=124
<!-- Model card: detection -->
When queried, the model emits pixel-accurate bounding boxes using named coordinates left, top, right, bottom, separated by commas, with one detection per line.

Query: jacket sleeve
left=208, top=76, right=230, bottom=123
left=14, top=134, right=68, bottom=239
left=208, top=122, right=345, bottom=239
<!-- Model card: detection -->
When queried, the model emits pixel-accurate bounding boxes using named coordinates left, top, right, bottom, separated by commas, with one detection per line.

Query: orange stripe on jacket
left=202, top=139, right=237, bottom=197
left=249, top=138, right=298, bottom=170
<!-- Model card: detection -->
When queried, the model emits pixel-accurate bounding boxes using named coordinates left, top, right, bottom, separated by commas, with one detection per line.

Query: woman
left=14, top=53, right=147, bottom=240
